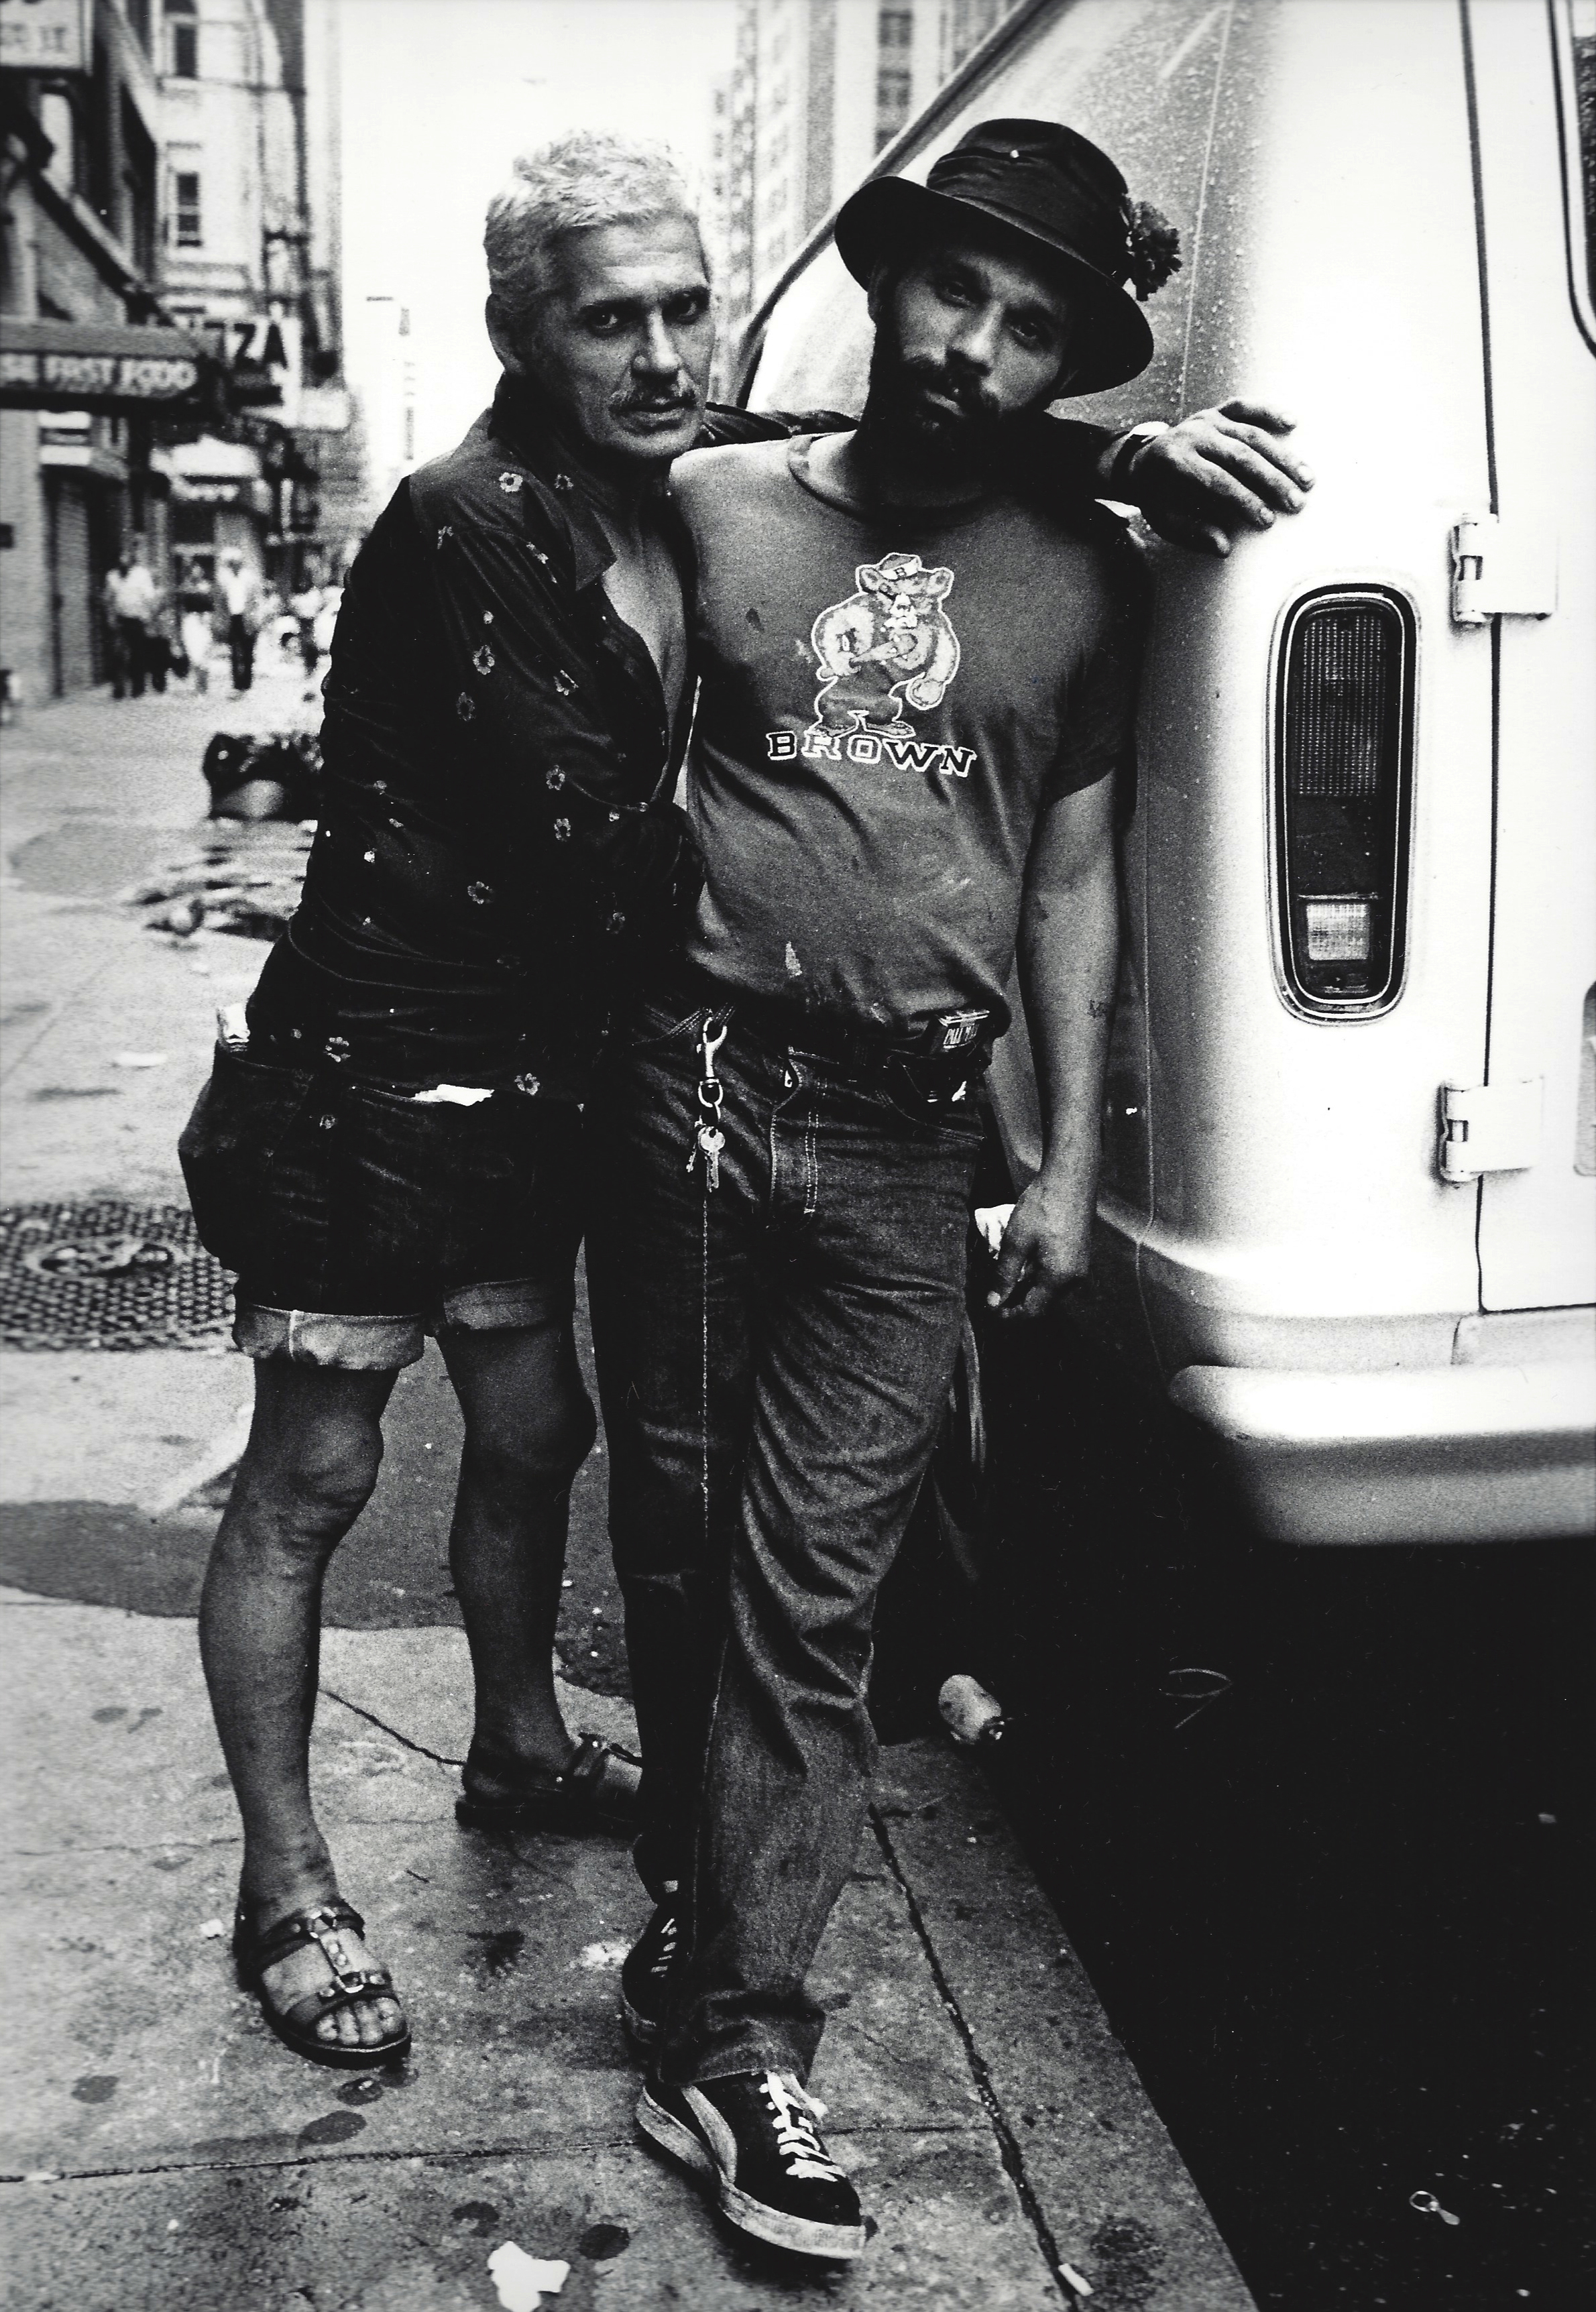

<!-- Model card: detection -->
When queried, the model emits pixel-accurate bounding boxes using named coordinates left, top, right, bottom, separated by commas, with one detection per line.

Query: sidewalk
left=1, top=676, right=1255, bottom=2310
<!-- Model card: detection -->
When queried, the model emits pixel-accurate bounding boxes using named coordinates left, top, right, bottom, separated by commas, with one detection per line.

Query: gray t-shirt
left=673, top=435, right=1142, bottom=1037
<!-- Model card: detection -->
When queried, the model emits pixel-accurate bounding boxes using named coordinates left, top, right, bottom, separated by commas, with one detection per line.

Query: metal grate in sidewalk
left=0, top=1200, right=231, bottom=1349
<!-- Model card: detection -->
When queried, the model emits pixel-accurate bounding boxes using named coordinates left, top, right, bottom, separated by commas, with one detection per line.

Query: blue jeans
left=586, top=994, right=982, bottom=2083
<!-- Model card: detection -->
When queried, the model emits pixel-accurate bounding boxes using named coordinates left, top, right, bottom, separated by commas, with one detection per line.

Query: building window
left=173, top=171, right=202, bottom=247
left=876, top=5, right=914, bottom=152
left=89, top=39, right=114, bottom=222
left=804, top=0, right=837, bottom=233
left=39, top=91, right=77, bottom=198
left=166, top=0, right=198, bottom=77
left=947, top=0, right=1010, bottom=78
left=121, top=95, right=158, bottom=276
left=126, top=0, right=152, bottom=52
left=878, top=6, right=913, bottom=52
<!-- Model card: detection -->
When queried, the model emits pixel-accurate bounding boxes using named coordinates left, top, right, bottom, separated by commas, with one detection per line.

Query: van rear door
left=1465, top=0, right=1596, bottom=1311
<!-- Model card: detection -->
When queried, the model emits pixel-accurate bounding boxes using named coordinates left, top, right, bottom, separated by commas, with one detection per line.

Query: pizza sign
left=178, top=312, right=302, bottom=415
left=207, top=316, right=298, bottom=372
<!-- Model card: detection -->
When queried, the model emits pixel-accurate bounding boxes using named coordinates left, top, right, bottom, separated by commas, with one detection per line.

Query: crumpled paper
left=487, top=2242, right=570, bottom=2311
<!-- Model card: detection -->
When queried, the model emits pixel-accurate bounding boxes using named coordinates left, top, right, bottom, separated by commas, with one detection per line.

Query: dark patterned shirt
left=246, top=375, right=1115, bottom=1089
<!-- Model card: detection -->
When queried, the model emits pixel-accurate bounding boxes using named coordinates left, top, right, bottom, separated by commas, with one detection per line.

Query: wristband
left=1104, top=420, right=1170, bottom=501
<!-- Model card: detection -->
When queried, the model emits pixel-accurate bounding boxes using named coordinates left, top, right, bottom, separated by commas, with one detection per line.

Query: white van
left=736, top=0, right=1595, bottom=1544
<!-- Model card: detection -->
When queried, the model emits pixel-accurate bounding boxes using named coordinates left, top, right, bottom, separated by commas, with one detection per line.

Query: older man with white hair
left=176, top=129, right=1308, bottom=2078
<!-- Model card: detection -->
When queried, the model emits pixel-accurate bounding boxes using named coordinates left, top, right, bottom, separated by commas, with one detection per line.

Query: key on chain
left=696, top=1123, right=725, bottom=1191
left=685, top=1016, right=730, bottom=1191
left=684, top=1119, right=725, bottom=1186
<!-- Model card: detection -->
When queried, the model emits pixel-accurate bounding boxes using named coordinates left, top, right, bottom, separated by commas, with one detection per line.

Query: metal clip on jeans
left=685, top=1015, right=729, bottom=1192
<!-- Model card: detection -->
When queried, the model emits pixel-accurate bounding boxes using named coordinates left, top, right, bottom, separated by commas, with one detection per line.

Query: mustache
left=897, top=355, right=1001, bottom=422
left=611, top=381, right=702, bottom=415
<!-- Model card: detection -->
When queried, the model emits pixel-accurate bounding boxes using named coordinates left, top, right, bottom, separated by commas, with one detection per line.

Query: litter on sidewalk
left=939, top=1672, right=1009, bottom=1749
left=134, top=818, right=314, bottom=945
left=202, top=731, right=323, bottom=823
left=486, top=2242, right=569, bottom=2310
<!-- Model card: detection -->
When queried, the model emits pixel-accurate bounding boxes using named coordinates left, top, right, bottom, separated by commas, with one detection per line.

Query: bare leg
left=439, top=1320, right=597, bottom=1790
left=198, top=1361, right=405, bottom=2052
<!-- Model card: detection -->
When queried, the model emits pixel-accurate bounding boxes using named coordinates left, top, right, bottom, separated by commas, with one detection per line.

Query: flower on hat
left=1123, top=200, right=1182, bottom=300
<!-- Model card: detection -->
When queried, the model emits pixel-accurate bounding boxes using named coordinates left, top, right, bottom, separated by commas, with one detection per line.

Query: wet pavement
left=2, top=1593, right=1243, bottom=2311
left=963, top=1306, right=1595, bottom=2312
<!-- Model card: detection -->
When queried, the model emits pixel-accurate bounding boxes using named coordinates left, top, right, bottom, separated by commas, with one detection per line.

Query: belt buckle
left=927, top=1008, right=990, bottom=1057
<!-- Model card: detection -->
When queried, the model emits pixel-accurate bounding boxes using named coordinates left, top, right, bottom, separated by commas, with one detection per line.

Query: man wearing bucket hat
left=590, top=119, right=1203, bottom=2258
left=177, top=122, right=1306, bottom=2087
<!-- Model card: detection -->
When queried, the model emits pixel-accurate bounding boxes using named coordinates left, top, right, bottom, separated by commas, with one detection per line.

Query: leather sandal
left=454, top=1733, right=642, bottom=1837
left=233, top=1898, right=410, bottom=2071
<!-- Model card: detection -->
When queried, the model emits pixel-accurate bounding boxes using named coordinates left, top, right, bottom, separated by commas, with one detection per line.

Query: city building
left=718, top=0, right=1027, bottom=353
left=0, top=0, right=356, bottom=703
left=1, top=0, right=188, bottom=701
left=155, top=0, right=357, bottom=605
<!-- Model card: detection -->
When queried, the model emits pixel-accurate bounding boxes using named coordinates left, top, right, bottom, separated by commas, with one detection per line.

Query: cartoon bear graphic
left=808, top=551, right=961, bottom=736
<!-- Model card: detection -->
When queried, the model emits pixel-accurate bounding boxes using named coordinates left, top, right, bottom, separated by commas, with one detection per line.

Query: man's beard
left=861, top=313, right=1018, bottom=475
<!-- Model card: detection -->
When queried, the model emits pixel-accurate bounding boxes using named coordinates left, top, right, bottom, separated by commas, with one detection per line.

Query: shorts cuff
left=433, top=1277, right=571, bottom=1334
left=233, top=1304, right=426, bottom=1370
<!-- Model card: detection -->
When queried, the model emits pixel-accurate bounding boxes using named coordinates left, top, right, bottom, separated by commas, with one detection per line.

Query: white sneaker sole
left=719, top=2181, right=866, bottom=2260
left=635, top=2087, right=866, bottom=2261
left=635, top=2083, right=714, bottom=2177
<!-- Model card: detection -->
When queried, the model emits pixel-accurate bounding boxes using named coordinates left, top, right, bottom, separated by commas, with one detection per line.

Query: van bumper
left=1167, top=1358, right=1596, bottom=1543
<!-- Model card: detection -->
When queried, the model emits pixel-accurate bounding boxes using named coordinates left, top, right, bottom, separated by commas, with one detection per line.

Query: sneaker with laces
left=636, top=2067, right=866, bottom=2258
left=620, top=1901, right=683, bottom=2048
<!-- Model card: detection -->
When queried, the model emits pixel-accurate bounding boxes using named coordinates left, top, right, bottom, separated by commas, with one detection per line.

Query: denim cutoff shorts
left=178, top=1039, right=585, bottom=1369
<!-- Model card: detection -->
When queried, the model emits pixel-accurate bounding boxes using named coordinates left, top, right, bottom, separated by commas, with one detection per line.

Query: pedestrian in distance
left=145, top=589, right=173, bottom=696
left=176, top=129, right=1310, bottom=2083
left=587, top=116, right=1248, bottom=2260
left=218, top=549, right=261, bottom=693
left=312, top=581, right=341, bottom=660
left=178, top=557, right=216, bottom=695
left=103, top=542, right=158, bottom=699
left=259, top=580, right=288, bottom=664
left=289, top=573, right=323, bottom=699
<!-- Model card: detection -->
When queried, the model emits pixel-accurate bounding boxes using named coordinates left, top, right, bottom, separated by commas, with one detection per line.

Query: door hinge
left=1438, top=1078, right=1544, bottom=1182
left=1450, top=514, right=1558, bottom=626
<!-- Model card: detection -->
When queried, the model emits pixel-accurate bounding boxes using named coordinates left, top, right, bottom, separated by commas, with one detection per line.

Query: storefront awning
left=0, top=319, right=211, bottom=414
left=166, top=435, right=262, bottom=478
left=163, top=433, right=273, bottom=515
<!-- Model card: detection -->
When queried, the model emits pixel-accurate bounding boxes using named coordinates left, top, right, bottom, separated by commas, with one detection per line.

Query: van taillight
left=1274, top=588, right=1414, bottom=1016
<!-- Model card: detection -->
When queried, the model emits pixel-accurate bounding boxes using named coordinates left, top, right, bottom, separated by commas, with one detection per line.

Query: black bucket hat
left=834, top=118, right=1181, bottom=395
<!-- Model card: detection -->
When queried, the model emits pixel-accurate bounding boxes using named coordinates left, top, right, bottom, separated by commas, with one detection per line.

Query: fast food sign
left=0, top=320, right=205, bottom=410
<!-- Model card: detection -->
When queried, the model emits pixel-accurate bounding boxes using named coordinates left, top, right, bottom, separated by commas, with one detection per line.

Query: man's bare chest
left=600, top=530, right=687, bottom=719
